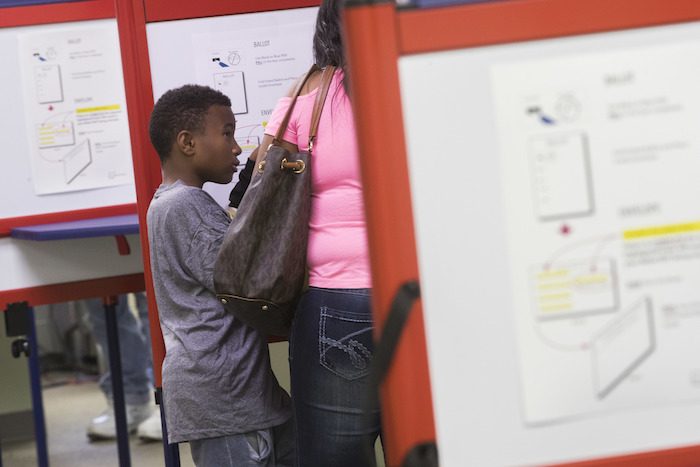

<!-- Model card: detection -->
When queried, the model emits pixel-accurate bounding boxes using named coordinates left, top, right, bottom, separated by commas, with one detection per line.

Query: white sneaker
left=87, top=401, right=153, bottom=440
left=136, top=410, right=163, bottom=442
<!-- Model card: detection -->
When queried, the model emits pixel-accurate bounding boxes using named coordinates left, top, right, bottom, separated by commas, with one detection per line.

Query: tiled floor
left=2, top=341, right=384, bottom=466
left=2, top=340, right=292, bottom=467
left=2, top=379, right=195, bottom=467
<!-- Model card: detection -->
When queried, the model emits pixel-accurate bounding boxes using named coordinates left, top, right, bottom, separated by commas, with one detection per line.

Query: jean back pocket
left=319, top=306, right=374, bottom=381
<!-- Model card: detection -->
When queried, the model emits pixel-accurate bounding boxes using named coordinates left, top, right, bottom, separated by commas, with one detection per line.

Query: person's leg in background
left=289, top=287, right=381, bottom=467
left=85, top=293, right=155, bottom=440
left=133, top=291, right=154, bottom=383
left=130, top=291, right=164, bottom=441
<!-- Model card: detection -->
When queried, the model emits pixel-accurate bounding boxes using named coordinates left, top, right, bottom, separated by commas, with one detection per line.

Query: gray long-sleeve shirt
left=147, top=180, right=291, bottom=443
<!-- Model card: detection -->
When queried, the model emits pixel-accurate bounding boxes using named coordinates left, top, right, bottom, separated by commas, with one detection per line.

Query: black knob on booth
left=11, top=338, right=30, bottom=358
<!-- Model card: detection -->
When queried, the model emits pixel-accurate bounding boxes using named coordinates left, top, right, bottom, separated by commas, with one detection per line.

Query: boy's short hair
left=149, top=84, right=232, bottom=162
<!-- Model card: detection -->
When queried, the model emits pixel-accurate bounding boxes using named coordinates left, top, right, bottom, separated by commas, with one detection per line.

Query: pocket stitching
left=319, top=306, right=373, bottom=380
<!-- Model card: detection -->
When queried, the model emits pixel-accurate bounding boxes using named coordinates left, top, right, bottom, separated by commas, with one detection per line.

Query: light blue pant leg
left=133, top=292, right=154, bottom=385
left=86, top=294, right=152, bottom=406
left=189, top=418, right=295, bottom=467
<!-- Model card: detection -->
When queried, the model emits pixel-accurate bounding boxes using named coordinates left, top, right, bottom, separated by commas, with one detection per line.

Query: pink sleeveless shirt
left=265, top=70, right=371, bottom=288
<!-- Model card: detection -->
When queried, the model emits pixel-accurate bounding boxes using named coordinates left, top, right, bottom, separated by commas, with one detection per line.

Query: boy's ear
left=176, top=130, right=196, bottom=156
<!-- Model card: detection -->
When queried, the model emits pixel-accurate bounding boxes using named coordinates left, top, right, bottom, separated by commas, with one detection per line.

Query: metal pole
left=155, top=388, right=180, bottom=467
left=103, top=296, right=131, bottom=467
left=26, top=306, right=49, bottom=467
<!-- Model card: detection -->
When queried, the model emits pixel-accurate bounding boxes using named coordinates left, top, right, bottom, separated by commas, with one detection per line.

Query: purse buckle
left=280, top=158, right=306, bottom=174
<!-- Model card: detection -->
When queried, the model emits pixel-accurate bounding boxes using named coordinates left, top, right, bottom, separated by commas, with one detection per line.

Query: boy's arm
left=184, top=218, right=228, bottom=293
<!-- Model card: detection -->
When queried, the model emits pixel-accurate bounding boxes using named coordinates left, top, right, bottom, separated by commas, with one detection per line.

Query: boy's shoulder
left=151, top=181, right=211, bottom=207
left=146, top=181, right=231, bottom=231
left=148, top=181, right=223, bottom=223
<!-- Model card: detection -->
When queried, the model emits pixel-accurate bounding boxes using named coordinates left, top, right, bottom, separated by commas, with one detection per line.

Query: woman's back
left=265, top=69, right=371, bottom=288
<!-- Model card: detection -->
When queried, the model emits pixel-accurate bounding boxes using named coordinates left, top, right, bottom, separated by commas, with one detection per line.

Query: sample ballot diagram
left=20, top=26, right=134, bottom=196
left=592, top=298, right=655, bottom=399
left=526, top=93, right=583, bottom=126
left=522, top=234, right=660, bottom=423
left=491, top=42, right=700, bottom=429
left=522, top=292, right=657, bottom=426
left=34, top=64, right=64, bottom=104
left=529, top=131, right=594, bottom=221
left=214, top=71, right=248, bottom=115
left=36, top=120, right=92, bottom=185
left=36, top=121, right=75, bottom=149
left=532, top=257, right=619, bottom=321
left=62, top=139, right=93, bottom=184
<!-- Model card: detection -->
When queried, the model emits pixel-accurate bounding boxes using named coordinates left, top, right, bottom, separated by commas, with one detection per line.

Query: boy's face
left=191, top=104, right=242, bottom=185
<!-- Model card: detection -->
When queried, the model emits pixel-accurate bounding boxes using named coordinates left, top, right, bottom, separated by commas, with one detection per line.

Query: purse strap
left=273, top=64, right=319, bottom=146
left=308, top=65, right=336, bottom=154
left=272, top=64, right=336, bottom=154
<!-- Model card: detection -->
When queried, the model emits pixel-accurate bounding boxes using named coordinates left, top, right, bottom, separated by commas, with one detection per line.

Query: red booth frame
left=0, top=5, right=145, bottom=464
left=343, top=0, right=700, bottom=466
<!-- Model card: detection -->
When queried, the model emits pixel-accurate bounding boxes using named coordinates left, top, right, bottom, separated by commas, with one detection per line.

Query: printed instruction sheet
left=491, top=41, right=700, bottom=425
left=193, top=22, right=315, bottom=164
left=18, top=25, right=133, bottom=195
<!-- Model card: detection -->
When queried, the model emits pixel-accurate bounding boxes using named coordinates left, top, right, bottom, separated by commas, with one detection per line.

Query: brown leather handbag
left=213, top=64, right=335, bottom=336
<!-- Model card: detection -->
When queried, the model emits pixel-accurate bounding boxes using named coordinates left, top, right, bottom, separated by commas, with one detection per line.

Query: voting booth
left=0, top=0, right=143, bottom=305
left=344, top=0, right=700, bottom=465
left=0, top=1, right=146, bottom=465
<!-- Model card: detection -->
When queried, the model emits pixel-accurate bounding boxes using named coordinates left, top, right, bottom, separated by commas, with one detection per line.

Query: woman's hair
left=313, top=0, right=345, bottom=71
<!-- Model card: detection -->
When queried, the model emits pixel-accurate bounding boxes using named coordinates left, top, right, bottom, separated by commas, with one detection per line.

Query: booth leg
left=5, top=302, right=49, bottom=466
left=103, top=296, right=131, bottom=467
left=26, top=306, right=50, bottom=467
left=155, top=388, right=180, bottom=467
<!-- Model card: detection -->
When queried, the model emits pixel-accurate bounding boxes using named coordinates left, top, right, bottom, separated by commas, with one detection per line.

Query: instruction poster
left=18, top=25, right=133, bottom=195
left=192, top=21, right=315, bottom=168
left=491, top=41, right=700, bottom=426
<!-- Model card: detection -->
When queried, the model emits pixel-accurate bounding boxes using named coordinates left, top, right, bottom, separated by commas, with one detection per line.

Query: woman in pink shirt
left=254, top=1, right=379, bottom=465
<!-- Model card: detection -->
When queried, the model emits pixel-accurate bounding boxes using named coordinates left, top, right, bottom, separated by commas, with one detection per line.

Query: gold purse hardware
left=257, top=158, right=306, bottom=174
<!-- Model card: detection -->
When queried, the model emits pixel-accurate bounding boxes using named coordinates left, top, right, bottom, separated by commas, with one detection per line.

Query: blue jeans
left=289, top=287, right=381, bottom=467
left=190, top=418, right=295, bottom=467
left=86, top=293, right=152, bottom=406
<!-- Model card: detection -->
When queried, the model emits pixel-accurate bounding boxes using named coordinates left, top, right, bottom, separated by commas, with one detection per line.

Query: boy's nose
left=232, top=143, right=242, bottom=157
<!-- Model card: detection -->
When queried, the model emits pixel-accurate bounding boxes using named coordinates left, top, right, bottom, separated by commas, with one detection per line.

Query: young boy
left=147, top=85, right=293, bottom=466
